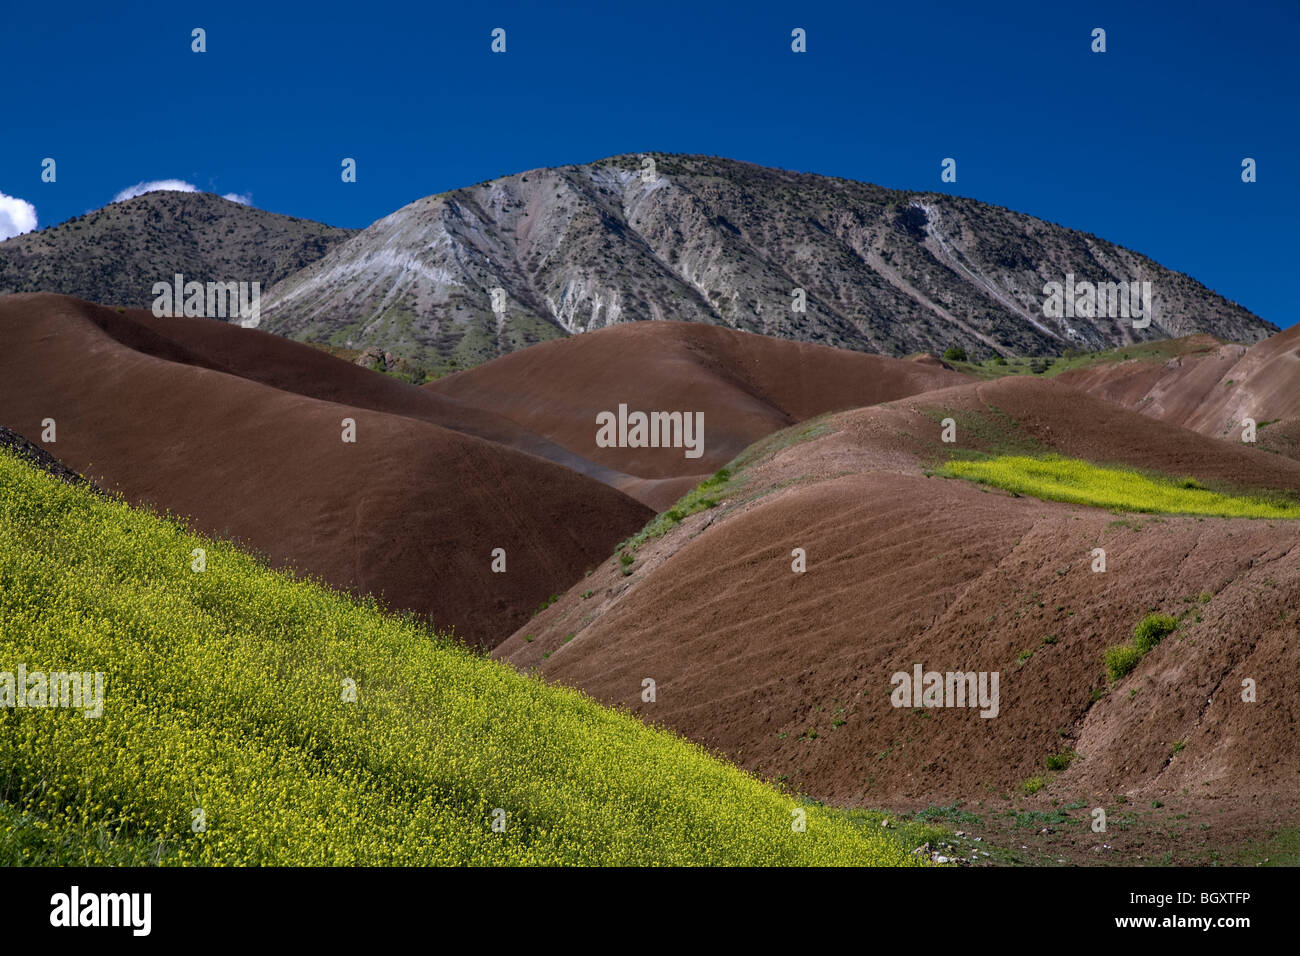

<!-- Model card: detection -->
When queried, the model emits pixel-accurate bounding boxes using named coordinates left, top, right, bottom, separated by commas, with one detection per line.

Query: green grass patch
left=1005, top=808, right=1076, bottom=829
left=614, top=416, right=840, bottom=558
left=944, top=339, right=1222, bottom=381
left=910, top=803, right=983, bottom=827
left=1133, top=613, right=1178, bottom=653
left=937, top=454, right=1300, bottom=519
left=617, top=467, right=735, bottom=553
left=0, top=450, right=918, bottom=867
left=1229, top=826, right=1300, bottom=866
left=829, top=807, right=951, bottom=856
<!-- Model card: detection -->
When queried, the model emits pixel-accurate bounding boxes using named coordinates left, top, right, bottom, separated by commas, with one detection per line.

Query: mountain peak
left=0, top=191, right=355, bottom=310
left=256, top=155, right=1274, bottom=375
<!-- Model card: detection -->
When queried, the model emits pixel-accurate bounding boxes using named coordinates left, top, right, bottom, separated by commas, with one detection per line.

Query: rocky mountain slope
left=256, top=153, right=1275, bottom=374
left=0, top=191, right=354, bottom=308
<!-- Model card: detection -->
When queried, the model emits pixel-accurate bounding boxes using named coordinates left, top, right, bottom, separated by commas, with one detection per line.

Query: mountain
left=0, top=191, right=354, bottom=308
left=255, top=153, right=1276, bottom=375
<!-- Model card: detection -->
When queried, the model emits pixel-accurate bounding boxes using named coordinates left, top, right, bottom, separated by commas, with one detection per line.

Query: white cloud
left=113, top=179, right=200, bottom=202
left=0, top=190, right=38, bottom=241
left=112, top=180, right=253, bottom=207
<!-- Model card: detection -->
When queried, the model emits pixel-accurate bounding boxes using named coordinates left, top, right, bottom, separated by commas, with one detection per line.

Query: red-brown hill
left=1058, top=325, right=1300, bottom=458
left=426, top=321, right=969, bottom=509
left=498, top=376, right=1300, bottom=857
left=0, top=293, right=652, bottom=644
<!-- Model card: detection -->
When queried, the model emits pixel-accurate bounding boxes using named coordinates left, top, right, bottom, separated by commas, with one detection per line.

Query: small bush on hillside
left=1045, top=751, right=1077, bottom=772
left=1133, top=613, right=1178, bottom=653
left=1103, top=612, right=1178, bottom=682
left=943, top=347, right=968, bottom=363
left=1021, top=777, right=1047, bottom=795
left=1104, top=643, right=1143, bottom=682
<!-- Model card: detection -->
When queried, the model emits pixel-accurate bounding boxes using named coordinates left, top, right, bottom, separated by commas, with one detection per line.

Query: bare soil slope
left=0, top=294, right=652, bottom=644
left=498, top=377, right=1300, bottom=857
left=1059, top=325, right=1300, bottom=457
left=427, top=320, right=969, bottom=508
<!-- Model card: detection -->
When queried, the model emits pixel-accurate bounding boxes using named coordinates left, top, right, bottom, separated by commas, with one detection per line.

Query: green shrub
left=1133, top=613, right=1177, bottom=653
left=1102, top=613, right=1180, bottom=683
left=943, top=346, right=968, bottom=363
left=1045, top=751, right=1077, bottom=772
left=1105, top=643, right=1143, bottom=682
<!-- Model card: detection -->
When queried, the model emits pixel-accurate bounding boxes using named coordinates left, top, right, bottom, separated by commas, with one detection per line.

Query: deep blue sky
left=3, top=0, right=1296, bottom=326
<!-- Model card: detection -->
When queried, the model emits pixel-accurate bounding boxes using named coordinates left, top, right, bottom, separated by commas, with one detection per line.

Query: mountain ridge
left=1, top=156, right=1275, bottom=376
left=0, top=191, right=355, bottom=309
left=256, top=153, right=1275, bottom=373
